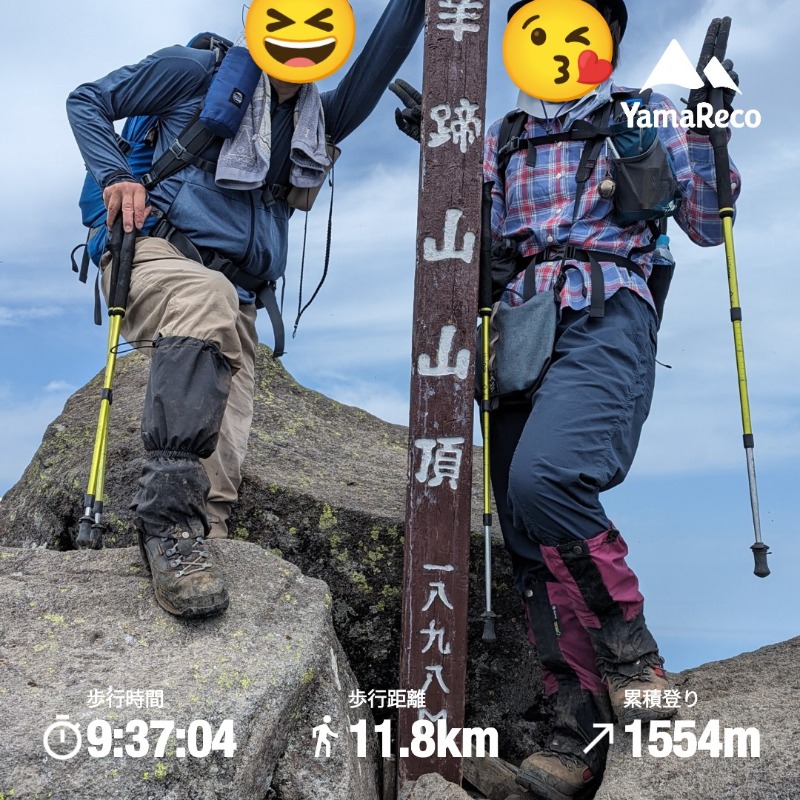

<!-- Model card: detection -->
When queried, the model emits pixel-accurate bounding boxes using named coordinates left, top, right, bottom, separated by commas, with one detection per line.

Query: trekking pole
left=479, top=181, right=497, bottom=642
left=77, top=217, right=136, bottom=549
left=703, top=17, right=770, bottom=577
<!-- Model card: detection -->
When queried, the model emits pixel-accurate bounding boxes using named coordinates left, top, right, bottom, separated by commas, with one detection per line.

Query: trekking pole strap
left=71, top=240, right=91, bottom=284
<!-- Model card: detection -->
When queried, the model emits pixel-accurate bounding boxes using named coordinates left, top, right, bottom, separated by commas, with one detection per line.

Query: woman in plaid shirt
left=484, top=1, right=741, bottom=797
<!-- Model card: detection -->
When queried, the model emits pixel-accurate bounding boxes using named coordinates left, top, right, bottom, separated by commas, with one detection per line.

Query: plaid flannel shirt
left=484, top=82, right=742, bottom=311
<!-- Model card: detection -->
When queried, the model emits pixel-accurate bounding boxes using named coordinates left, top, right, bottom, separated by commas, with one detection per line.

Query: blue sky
left=0, top=0, right=797, bottom=673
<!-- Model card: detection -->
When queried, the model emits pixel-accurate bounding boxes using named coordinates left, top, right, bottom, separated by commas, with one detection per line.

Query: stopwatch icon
left=43, top=714, right=82, bottom=760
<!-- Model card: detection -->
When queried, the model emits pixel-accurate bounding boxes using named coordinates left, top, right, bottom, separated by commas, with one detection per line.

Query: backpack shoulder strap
left=496, top=102, right=620, bottom=187
left=141, top=35, right=233, bottom=190
left=187, top=32, right=233, bottom=63
left=496, top=110, right=528, bottom=187
left=572, top=99, right=615, bottom=320
left=574, top=100, right=615, bottom=194
left=141, top=110, right=219, bottom=189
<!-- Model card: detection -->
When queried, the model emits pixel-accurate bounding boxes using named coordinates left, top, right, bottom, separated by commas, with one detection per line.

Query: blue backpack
left=72, top=34, right=262, bottom=282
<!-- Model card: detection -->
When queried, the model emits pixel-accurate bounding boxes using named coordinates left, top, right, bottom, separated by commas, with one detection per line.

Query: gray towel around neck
left=215, top=76, right=330, bottom=191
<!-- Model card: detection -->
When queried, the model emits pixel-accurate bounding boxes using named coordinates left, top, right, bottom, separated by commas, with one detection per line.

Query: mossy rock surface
left=0, top=347, right=545, bottom=762
left=0, top=541, right=378, bottom=799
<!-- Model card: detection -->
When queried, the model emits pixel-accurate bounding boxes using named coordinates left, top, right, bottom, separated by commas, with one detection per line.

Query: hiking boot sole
left=515, top=770, right=585, bottom=800
left=138, top=533, right=229, bottom=619
left=154, top=590, right=229, bottom=619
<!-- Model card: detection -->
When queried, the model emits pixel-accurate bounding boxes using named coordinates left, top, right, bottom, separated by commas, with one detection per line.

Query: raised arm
left=321, top=0, right=425, bottom=143
left=650, top=94, right=742, bottom=247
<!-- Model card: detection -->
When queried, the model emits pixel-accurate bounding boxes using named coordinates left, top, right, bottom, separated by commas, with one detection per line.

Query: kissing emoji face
left=245, top=0, right=356, bottom=83
left=503, top=0, right=613, bottom=102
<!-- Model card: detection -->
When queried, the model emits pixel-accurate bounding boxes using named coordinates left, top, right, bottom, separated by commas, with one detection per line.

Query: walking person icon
left=312, top=715, right=339, bottom=758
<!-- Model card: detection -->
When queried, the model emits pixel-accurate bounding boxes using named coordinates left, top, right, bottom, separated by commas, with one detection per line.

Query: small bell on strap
left=598, top=175, right=616, bottom=199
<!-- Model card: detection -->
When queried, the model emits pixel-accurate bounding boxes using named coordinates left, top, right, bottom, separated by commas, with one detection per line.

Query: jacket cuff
left=102, top=170, right=139, bottom=189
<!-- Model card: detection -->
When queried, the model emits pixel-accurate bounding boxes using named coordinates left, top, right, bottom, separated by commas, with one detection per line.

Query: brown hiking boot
left=138, top=524, right=229, bottom=618
left=605, top=660, right=678, bottom=724
left=516, top=751, right=596, bottom=800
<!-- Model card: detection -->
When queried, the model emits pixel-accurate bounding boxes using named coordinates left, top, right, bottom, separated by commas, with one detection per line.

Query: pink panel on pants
left=524, top=583, right=606, bottom=695
left=541, top=530, right=644, bottom=628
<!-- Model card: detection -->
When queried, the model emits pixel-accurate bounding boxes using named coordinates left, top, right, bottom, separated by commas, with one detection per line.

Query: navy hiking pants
left=490, top=288, right=658, bottom=694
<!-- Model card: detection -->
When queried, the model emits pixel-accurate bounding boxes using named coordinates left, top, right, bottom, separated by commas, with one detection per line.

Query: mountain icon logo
left=641, top=39, right=741, bottom=93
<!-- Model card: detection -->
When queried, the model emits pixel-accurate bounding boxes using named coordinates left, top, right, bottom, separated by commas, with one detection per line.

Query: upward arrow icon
left=584, top=723, right=615, bottom=753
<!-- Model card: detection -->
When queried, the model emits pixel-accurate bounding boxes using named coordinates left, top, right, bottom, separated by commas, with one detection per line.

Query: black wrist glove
left=389, top=78, right=422, bottom=143
left=683, top=17, right=739, bottom=136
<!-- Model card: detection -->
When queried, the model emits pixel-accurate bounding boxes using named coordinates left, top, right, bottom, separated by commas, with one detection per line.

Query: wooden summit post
left=398, top=0, right=490, bottom=788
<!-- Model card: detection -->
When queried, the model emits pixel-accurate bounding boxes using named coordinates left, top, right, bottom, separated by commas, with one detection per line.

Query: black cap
left=507, top=0, right=628, bottom=40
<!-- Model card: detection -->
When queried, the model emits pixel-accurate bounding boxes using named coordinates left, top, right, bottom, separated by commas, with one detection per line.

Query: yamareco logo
left=632, top=39, right=761, bottom=130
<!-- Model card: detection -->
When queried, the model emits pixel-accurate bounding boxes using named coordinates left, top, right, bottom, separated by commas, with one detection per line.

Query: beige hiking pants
left=102, top=237, right=259, bottom=539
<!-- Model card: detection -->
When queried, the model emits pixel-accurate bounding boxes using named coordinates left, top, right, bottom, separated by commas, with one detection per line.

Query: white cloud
left=314, top=378, right=412, bottom=427
left=0, top=307, right=63, bottom=326
left=45, top=380, right=77, bottom=393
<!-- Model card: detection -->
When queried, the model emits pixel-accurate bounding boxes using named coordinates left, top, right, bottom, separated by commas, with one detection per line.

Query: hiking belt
left=529, top=245, right=647, bottom=319
left=150, top=219, right=286, bottom=357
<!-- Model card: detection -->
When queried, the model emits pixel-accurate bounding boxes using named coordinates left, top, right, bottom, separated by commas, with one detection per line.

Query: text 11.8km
left=627, top=719, right=760, bottom=758
left=350, top=719, right=498, bottom=758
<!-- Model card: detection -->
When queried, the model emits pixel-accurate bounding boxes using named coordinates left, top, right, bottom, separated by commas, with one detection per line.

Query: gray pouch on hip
left=490, top=285, right=559, bottom=396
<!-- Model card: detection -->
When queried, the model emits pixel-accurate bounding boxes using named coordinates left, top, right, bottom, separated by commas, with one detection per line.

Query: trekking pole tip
left=751, top=542, right=770, bottom=578
left=89, top=523, right=105, bottom=551
left=76, top=517, right=95, bottom=549
left=481, top=612, right=497, bottom=644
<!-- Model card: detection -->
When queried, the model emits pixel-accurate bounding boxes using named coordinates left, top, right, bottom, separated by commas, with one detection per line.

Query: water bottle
left=650, top=233, right=675, bottom=327
left=652, top=234, right=675, bottom=267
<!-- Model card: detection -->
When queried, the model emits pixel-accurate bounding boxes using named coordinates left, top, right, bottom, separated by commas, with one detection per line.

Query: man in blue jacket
left=67, top=0, right=423, bottom=619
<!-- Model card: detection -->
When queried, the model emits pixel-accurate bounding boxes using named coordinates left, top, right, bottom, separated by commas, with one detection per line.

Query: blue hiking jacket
left=67, top=0, right=423, bottom=287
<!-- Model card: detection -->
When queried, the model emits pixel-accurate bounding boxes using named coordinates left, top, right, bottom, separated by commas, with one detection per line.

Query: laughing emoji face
left=503, top=0, right=613, bottom=102
left=245, top=0, right=356, bottom=83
